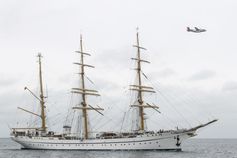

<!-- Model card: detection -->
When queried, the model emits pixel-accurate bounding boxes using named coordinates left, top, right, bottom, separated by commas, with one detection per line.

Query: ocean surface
left=0, top=138, right=236, bottom=158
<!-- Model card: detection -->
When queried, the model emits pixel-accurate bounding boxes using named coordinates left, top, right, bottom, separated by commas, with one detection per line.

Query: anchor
left=176, top=135, right=181, bottom=147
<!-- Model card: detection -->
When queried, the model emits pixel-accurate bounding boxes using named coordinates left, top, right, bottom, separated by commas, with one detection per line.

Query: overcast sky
left=0, top=0, right=237, bottom=138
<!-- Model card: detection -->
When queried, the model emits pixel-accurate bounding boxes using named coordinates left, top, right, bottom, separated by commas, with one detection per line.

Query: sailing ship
left=11, top=32, right=217, bottom=150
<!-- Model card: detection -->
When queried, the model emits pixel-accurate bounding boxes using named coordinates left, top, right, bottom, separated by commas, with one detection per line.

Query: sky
left=0, top=0, right=237, bottom=138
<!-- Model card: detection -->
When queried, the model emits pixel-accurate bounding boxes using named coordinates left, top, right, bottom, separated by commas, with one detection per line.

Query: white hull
left=11, top=131, right=195, bottom=150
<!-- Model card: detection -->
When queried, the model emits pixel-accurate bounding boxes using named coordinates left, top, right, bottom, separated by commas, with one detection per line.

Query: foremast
left=72, top=35, right=103, bottom=139
left=130, top=30, right=160, bottom=132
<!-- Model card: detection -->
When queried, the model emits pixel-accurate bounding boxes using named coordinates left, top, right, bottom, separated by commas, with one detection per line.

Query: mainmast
left=136, top=32, right=145, bottom=130
left=79, top=35, right=88, bottom=139
left=130, top=30, right=159, bottom=131
left=72, top=35, right=103, bottom=139
left=38, top=53, right=47, bottom=132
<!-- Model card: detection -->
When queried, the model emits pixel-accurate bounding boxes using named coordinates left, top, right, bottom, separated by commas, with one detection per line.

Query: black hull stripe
left=21, top=147, right=182, bottom=151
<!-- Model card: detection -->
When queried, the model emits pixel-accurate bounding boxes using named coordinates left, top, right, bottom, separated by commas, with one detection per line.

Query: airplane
left=187, top=27, right=206, bottom=33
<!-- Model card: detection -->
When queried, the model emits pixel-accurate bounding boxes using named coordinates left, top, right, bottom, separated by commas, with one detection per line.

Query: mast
left=72, top=35, right=103, bottom=139
left=37, top=53, right=47, bottom=132
left=130, top=30, right=159, bottom=132
left=80, top=35, right=88, bottom=139
left=136, top=32, right=145, bottom=130
left=17, top=54, right=47, bottom=132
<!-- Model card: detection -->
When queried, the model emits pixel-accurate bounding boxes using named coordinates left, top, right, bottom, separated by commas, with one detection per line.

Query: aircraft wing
left=194, top=27, right=199, bottom=31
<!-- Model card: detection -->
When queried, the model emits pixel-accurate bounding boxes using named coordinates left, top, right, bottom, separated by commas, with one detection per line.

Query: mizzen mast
left=17, top=54, right=47, bottom=132
left=38, top=53, right=47, bottom=132
left=72, top=35, right=103, bottom=139
left=130, top=30, right=159, bottom=131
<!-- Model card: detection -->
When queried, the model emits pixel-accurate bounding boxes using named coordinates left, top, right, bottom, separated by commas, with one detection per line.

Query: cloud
left=188, top=70, right=216, bottom=81
left=155, top=68, right=176, bottom=78
left=0, top=74, right=20, bottom=87
left=94, top=48, right=132, bottom=71
left=222, top=81, right=237, bottom=92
